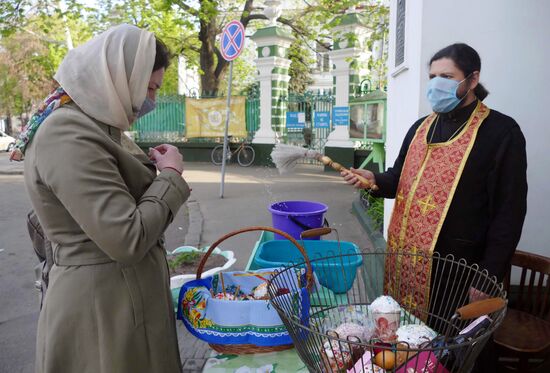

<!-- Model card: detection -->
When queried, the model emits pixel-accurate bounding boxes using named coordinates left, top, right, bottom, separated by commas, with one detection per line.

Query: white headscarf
left=54, top=24, right=155, bottom=130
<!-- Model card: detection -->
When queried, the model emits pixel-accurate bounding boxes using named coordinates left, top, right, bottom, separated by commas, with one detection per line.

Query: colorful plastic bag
left=177, top=267, right=312, bottom=347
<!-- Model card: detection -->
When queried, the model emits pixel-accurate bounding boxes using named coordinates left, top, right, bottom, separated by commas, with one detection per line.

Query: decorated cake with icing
left=396, top=324, right=437, bottom=348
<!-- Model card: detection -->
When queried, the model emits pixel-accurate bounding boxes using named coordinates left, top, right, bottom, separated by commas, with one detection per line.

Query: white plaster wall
left=386, top=0, right=550, bottom=258
left=177, top=56, right=200, bottom=96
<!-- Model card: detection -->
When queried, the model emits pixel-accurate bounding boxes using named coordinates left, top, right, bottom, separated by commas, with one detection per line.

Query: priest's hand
left=341, top=168, right=377, bottom=190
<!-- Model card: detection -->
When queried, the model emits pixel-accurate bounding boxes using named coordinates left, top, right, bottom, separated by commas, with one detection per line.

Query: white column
left=250, top=29, right=293, bottom=144
left=325, top=48, right=358, bottom=148
left=178, top=56, right=186, bottom=96
left=253, top=58, right=278, bottom=144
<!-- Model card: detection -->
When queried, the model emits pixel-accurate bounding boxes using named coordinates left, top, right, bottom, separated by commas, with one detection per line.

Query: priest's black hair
left=430, top=43, right=489, bottom=101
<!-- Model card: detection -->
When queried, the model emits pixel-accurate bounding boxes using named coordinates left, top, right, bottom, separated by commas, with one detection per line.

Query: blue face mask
left=137, top=97, right=156, bottom=118
left=426, top=75, right=470, bottom=113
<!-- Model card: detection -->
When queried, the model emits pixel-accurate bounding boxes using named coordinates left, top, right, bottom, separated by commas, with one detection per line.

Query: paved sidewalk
left=0, top=152, right=23, bottom=175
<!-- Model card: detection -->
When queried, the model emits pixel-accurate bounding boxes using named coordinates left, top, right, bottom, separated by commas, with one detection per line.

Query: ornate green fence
left=131, top=94, right=260, bottom=143
left=130, top=91, right=336, bottom=152
left=131, top=95, right=186, bottom=142
left=245, top=92, right=260, bottom=134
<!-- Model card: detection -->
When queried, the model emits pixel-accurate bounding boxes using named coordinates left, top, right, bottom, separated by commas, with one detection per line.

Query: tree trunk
left=198, top=12, right=229, bottom=96
left=5, top=114, right=12, bottom=135
left=196, top=0, right=256, bottom=96
left=199, top=18, right=220, bottom=96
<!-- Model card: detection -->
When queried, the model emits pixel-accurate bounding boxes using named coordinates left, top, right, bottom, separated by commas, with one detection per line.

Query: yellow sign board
left=185, top=97, right=247, bottom=138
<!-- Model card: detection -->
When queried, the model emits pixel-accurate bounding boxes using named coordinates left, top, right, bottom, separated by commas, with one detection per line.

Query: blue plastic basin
left=253, top=240, right=363, bottom=293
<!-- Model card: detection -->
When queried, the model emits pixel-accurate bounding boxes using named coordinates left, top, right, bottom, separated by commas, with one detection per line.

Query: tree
left=0, top=0, right=198, bottom=95
left=288, top=35, right=315, bottom=94
left=163, top=0, right=388, bottom=95
left=0, top=2, right=102, bottom=129
left=94, top=0, right=199, bottom=95
left=0, top=22, right=61, bottom=132
left=0, top=0, right=389, bottom=99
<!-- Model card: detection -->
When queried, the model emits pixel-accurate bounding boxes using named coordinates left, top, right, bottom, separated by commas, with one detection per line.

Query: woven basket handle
left=195, top=226, right=314, bottom=290
left=455, top=297, right=506, bottom=320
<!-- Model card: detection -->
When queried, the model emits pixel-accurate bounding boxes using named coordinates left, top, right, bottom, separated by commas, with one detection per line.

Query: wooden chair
left=494, top=250, right=550, bottom=372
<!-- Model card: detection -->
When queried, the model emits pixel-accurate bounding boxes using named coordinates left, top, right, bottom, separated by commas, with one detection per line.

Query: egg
left=374, top=350, right=396, bottom=370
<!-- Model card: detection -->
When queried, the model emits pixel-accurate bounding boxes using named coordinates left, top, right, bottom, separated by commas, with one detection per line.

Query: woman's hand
left=148, top=144, right=184, bottom=174
left=341, top=167, right=377, bottom=189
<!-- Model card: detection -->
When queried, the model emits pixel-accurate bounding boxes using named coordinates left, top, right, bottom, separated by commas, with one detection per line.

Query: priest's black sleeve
left=479, top=124, right=528, bottom=281
left=372, top=118, right=425, bottom=198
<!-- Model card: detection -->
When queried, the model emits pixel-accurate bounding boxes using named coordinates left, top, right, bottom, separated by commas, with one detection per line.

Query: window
left=349, top=102, right=385, bottom=141
left=395, top=0, right=406, bottom=67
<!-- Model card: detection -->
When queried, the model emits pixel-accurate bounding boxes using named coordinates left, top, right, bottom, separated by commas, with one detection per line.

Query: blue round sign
left=220, top=20, right=245, bottom=61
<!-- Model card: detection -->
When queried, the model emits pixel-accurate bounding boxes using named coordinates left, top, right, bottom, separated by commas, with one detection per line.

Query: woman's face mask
left=137, top=97, right=156, bottom=118
left=426, top=74, right=471, bottom=113
left=136, top=68, right=164, bottom=119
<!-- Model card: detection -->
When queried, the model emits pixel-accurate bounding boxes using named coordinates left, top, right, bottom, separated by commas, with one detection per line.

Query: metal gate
left=280, top=91, right=334, bottom=154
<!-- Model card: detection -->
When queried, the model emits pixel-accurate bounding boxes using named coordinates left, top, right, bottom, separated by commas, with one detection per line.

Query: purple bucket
left=268, top=200, right=328, bottom=240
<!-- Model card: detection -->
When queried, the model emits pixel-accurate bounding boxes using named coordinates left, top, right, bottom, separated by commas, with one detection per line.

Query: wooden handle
left=456, top=298, right=506, bottom=320
left=341, top=168, right=379, bottom=191
left=317, top=154, right=379, bottom=191
left=318, top=155, right=332, bottom=166
left=300, top=227, right=332, bottom=238
left=195, top=226, right=314, bottom=290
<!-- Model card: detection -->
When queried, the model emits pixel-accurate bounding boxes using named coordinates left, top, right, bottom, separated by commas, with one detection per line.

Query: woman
left=20, top=25, right=189, bottom=373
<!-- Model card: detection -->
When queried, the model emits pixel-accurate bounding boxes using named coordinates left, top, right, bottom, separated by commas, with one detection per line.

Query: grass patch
left=167, top=251, right=202, bottom=271
left=360, top=190, right=384, bottom=232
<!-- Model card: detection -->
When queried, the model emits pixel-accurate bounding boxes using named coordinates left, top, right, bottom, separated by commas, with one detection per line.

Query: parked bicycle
left=210, top=137, right=255, bottom=167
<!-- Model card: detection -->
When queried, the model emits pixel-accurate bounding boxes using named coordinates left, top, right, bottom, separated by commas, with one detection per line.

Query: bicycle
left=210, top=137, right=255, bottom=167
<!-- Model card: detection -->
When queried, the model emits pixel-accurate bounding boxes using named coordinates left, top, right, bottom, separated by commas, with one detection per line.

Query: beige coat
left=24, top=103, right=190, bottom=373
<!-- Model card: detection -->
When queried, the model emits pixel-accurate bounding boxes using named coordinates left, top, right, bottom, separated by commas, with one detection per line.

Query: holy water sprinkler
left=270, top=144, right=378, bottom=191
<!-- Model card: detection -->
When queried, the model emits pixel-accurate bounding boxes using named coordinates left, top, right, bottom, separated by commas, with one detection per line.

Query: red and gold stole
left=384, top=101, right=490, bottom=318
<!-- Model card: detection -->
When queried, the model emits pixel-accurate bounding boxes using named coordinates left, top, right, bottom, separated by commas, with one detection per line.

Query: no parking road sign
left=220, top=20, right=245, bottom=61
left=219, top=20, right=246, bottom=198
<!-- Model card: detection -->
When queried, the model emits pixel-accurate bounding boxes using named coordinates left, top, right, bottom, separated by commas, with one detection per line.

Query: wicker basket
left=208, top=342, right=295, bottom=354
left=189, top=226, right=315, bottom=354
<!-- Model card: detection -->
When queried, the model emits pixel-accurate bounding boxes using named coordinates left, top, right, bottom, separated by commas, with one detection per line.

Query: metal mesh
left=267, top=251, right=507, bottom=373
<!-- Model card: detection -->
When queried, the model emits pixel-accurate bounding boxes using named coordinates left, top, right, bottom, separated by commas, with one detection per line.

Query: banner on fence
left=186, top=97, right=246, bottom=138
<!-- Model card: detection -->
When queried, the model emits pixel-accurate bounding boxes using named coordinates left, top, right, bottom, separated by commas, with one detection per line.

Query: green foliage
left=217, top=45, right=257, bottom=96
left=239, top=81, right=259, bottom=97
left=167, top=251, right=201, bottom=271
left=305, top=1, right=389, bottom=89
left=363, top=6, right=390, bottom=89
left=197, top=0, right=219, bottom=23
left=0, top=24, right=57, bottom=116
left=288, top=34, right=315, bottom=94
left=0, top=0, right=389, bottom=113
left=97, top=0, right=199, bottom=94
left=361, top=190, right=384, bottom=232
left=0, top=0, right=201, bottom=111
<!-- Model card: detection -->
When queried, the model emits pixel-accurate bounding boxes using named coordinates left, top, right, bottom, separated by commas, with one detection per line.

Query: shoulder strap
left=26, top=210, right=53, bottom=282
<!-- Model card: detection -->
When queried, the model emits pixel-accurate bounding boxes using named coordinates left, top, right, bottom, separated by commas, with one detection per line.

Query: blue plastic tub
left=253, top=240, right=363, bottom=293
